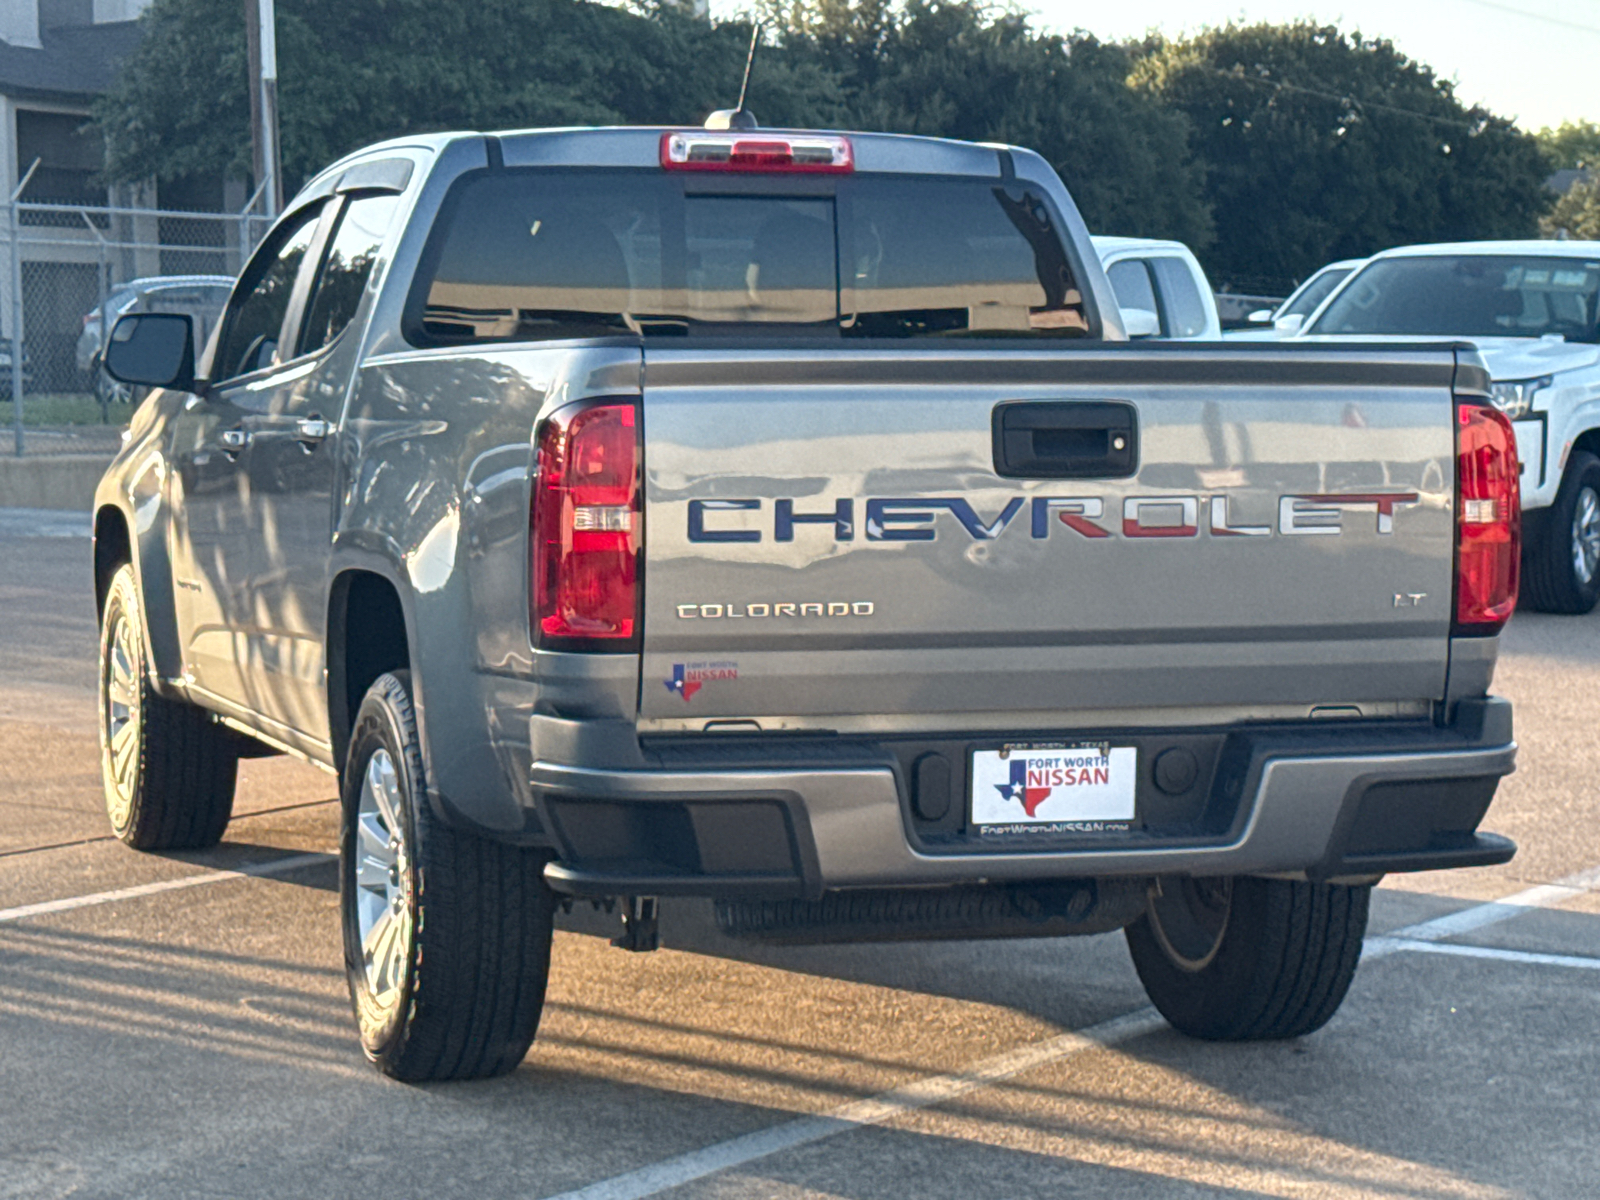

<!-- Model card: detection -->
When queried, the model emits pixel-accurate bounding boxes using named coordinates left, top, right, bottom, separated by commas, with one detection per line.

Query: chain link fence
left=1, top=199, right=270, bottom=455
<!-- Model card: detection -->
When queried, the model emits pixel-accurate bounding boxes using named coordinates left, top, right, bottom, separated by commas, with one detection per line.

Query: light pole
left=245, top=0, right=281, bottom=218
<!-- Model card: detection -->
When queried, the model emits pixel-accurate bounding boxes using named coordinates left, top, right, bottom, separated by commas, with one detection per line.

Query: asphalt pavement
left=1, top=507, right=1596, bottom=1200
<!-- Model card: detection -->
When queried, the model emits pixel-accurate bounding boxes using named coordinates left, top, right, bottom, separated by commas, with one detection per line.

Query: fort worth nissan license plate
left=969, top=744, right=1137, bottom=834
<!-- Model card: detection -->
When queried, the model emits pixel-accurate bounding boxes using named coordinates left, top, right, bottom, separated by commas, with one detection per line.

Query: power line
left=1452, top=0, right=1600, bottom=35
left=1207, top=68, right=1495, bottom=134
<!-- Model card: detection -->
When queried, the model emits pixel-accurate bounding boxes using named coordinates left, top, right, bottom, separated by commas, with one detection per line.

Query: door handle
left=218, top=427, right=248, bottom=455
left=295, top=416, right=332, bottom=446
left=992, top=401, right=1138, bottom=479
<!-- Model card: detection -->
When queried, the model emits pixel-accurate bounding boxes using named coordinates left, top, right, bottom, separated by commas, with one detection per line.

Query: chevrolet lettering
left=90, top=120, right=1520, bottom=1083
left=687, top=493, right=1424, bottom=542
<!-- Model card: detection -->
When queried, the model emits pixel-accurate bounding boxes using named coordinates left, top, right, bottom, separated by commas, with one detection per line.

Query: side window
left=213, top=205, right=323, bottom=385
left=300, top=193, right=400, bottom=355
left=1151, top=257, right=1210, bottom=338
left=1106, top=259, right=1159, bottom=326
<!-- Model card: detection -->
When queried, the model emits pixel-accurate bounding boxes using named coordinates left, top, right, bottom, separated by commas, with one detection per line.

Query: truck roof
left=309, top=126, right=1028, bottom=188
left=1373, top=240, right=1600, bottom=259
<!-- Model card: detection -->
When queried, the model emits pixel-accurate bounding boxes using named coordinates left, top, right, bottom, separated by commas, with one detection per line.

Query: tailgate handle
left=992, top=401, right=1138, bottom=479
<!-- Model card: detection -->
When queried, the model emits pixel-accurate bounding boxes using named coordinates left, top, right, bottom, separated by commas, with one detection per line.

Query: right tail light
left=1454, top=401, right=1520, bottom=633
left=530, top=401, right=641, bottom=649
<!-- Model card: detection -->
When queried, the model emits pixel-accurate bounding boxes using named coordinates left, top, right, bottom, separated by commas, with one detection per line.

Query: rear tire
left=1522, top=452, right=1600, bottom=614
left=1125, top=875, right=1369, bottom=1040
left=339, top=671, right=555, bottom=1081
left=98, top=563, right=238, bottom=849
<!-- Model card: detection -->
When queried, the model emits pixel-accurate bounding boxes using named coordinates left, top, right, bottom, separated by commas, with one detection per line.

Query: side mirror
left=1272, top=313, right=1305, bottom=336
left=104, top=313, right=195, bottom=391
left=1246, top=308, right=1274, bottom=324
left=1120, top=307, right=1160, bottom=338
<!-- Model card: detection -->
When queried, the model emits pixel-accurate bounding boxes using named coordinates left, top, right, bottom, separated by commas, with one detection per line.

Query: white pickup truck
left=1305, top=240, right=1600, bottom=612
left=1092, top=236, right=1221, bottom=340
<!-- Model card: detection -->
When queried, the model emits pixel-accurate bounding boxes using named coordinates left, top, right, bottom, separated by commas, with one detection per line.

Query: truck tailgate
left=638, top=347, right=1459, bottom=729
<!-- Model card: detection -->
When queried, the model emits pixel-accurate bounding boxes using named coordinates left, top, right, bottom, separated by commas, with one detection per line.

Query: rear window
left=409, top=169, right=1090, bottom=343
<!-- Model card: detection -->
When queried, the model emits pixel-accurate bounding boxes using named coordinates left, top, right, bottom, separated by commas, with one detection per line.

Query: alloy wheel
left=1147, top=876, right=1233, bottom=972
left=1572, top=486, right=1600, bottom=587
left=353, top=748, right=414, bottom=1009
left=102, top=606, right=141, bottom=830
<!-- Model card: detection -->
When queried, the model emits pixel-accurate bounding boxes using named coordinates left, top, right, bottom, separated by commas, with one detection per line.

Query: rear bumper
left=529, top=699, right=1517, bottom=899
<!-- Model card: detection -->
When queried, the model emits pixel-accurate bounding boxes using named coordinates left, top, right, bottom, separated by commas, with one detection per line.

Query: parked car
left=97, top=124, right=1518, bottom=1082
left=1303, top=241, right=1600, bottom=612
left=1226, top=258, right=1366, bottom=340
left=0, top=337, right=31, bottom=399
left=1092, top=236, right=1222, bottom=339
left=77, top=275, right=233, bottom=399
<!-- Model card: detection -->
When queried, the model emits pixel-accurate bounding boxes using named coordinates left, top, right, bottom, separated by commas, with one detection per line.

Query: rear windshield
left=1310, top=255, right=1600, bottom=341
left=409, top=169, right=1091, bottom=343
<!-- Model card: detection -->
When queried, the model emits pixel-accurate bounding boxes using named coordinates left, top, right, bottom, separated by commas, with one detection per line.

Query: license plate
left=970, top=744, right=1137, bottom=832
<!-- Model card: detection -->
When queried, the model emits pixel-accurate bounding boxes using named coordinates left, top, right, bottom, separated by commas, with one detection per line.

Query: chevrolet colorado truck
left=95, top=124, right=1521, bottom=1082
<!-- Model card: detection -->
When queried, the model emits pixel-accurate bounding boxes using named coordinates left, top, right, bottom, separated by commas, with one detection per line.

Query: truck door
left=242, top=190, right=401, bottom=743
left=170, top=201, right=330, bottom=715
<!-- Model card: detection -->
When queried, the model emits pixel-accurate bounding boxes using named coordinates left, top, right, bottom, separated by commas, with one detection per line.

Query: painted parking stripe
left=541, top=866, right=1600, bottom=1200
left=539, top=1007, right=1166, bottom=1200
left=0, top=852, right=334, bottom=924
left=1373, top=938, right=1600, bottom=971
left=0, top=507, right=93, bottom=539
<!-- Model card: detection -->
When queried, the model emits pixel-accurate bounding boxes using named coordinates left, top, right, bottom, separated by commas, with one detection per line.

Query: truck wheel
left=1522, top=452, right=1600, bottom=614
left=98, top=563, right=238, bottom=849
left=1124, top=876, right=1369, bottom=1040
left=339, top=671, right=555, bottom=1081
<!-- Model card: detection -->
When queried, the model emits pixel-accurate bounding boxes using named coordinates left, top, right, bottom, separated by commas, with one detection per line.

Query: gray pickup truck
left=95, top=123, right=1522, bottom=1082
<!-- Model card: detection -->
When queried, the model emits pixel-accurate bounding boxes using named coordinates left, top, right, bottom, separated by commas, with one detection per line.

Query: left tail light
left=1454, top=400, right=1520, bottom=633
left=530, top=401, right=641, bottom=649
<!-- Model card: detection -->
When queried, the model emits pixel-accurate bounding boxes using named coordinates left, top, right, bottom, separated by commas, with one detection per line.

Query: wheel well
left=94, top=506, right=131, bottom=618
left=328, top=571, right=411, bottom=772
left=1572, top=428, right=1600, bottom=469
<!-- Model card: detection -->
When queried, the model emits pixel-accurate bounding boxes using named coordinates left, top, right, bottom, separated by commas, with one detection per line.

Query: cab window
left=300, top=193, right=400, bottom=355
left=1151, top=257, right=1209, bottom=338
left=1107, top=259, right=1159, bottom=323
left=212, top=204, right=323, bottom=384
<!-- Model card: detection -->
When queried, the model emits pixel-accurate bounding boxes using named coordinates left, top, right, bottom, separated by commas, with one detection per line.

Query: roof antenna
left=705, top=23, right=763, bottom=131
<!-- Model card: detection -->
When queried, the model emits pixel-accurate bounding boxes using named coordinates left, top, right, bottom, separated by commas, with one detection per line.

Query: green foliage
left=1133, top=21, right=1549, bottom=286
left=97, top=1, right=1553, bottom=291
left=1542, top=173, right=1600, bottom=240
left=1538, top=121, right=1600, bottom=171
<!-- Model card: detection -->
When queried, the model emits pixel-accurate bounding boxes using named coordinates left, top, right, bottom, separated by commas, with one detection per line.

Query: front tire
left=1522, top=452, right=1600, bottom=614
left=1125, top=875, right=1369, bottom=1041
left=339, top=671, right=555, bottom=1081
left=98, top=563, right=238, bottom=849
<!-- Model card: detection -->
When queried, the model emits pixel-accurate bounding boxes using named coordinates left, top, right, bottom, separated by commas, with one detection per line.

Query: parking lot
left=1, top=508, right=1597, bottom=1200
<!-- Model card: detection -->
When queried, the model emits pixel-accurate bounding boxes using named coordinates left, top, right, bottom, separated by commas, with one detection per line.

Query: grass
left=0, top=393, right=121, bottom=426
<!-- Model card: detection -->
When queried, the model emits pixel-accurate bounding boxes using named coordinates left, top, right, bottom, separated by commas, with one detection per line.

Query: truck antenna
left=705, top=23, right=763, bottom=131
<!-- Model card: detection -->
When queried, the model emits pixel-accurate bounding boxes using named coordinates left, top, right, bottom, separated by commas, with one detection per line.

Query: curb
left=0, top=454, right=113, bottom=511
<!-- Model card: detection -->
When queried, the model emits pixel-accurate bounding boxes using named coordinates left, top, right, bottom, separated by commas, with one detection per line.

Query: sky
left=1017, top=0, right=1595, bottom=131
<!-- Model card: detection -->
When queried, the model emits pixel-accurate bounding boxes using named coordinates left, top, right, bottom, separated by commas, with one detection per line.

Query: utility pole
left=244, top=0, right=282, bottom=218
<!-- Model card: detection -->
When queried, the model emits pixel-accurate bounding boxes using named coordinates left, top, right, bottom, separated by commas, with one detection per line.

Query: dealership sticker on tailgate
left=970, top=744, right=1137, bottom=834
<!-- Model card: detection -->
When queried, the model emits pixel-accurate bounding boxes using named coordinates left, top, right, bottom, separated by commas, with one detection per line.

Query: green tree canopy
left=1542, top=173, right=1600, bottom=240
left=1538, top=121, right=1600, bottom=171
left=1133, top=21, right=1549, bottom=288
left=96, top=0, right=1210, bottom=249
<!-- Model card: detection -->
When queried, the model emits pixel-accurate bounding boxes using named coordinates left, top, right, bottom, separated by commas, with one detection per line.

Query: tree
left=767, top=0, right=1213, bottom=249
left=1133, top=22, right=1549, bottom=288
left=1538, top=121, right=1600, bottom=170
left=1542, top=172, right=1600, bottom=240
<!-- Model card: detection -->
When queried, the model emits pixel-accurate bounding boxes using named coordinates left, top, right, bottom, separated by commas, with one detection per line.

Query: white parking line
left=0, top=507, right=92, bottom=539
left=542, top=1007, right=1167, bottom=1200
left=541, top=866, right=1600, bottom=1200
left=1371, top=938, right=1600, bottom=971
left=0, top=852, right=335, bottom=924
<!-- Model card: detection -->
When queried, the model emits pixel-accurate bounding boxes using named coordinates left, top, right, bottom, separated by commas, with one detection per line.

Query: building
left=1, top=0, right=249, bottom=393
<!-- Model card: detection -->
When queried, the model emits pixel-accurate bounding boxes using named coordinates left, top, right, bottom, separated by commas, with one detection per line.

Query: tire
left=1125, top=875, right=1370, bottom=1041
left=1522, top=451, right=1600, bottom=614
left=99, top=563, right=238, bottom=849
left=339, top=671, right=555, bottom=1081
